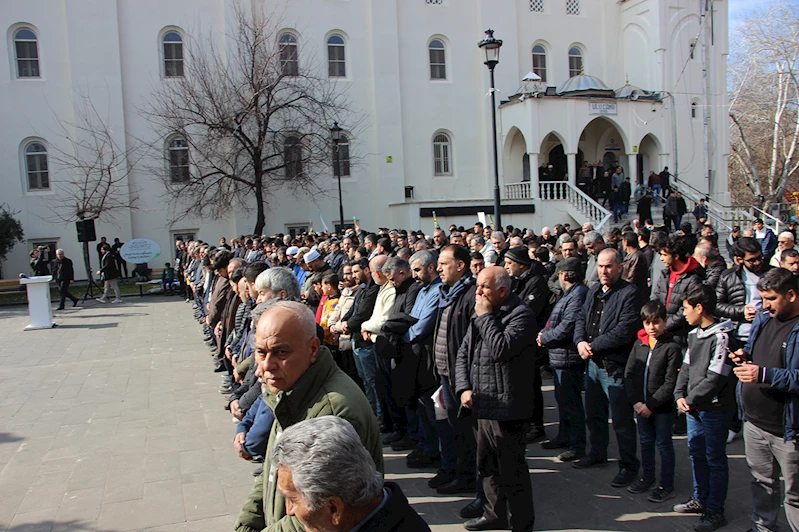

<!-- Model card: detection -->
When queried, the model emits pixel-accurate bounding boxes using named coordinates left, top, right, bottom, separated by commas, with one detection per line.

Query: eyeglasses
left=743, top=255, right=764, bottom=265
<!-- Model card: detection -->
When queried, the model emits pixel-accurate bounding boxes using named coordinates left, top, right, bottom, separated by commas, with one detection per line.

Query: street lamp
left=478, top=29, right=503, bottom=229
left=330, top=122, right=344, bottom=232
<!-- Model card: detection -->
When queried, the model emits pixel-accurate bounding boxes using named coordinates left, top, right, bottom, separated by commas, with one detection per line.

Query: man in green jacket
left=235, top=300, right=383, bottom=532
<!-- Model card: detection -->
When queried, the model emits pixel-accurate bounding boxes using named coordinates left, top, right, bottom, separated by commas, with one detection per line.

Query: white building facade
left=0, top=0, right=729, bottom=279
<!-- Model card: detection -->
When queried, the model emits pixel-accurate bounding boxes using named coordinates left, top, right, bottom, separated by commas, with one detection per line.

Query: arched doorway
left=578, top=117, right=627, bottom=178
left=539, top=131, right=567, bottom=181
left=502, top=127, right=528, bottom=184
left=638, top=134, right=663, bottom=186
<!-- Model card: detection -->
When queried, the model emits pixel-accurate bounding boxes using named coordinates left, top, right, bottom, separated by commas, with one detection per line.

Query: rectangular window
left=430, top=49, right=446, bottom=80
left=164, top=43, right=184, bottom=77
left=532, top=54, right=547, bottom=82
left=434, top=143, right=450, bottom=175
left=426, top=0, right=443, bottom=4
left=566, top=0, right=580, bottom=15
left=328, top=45, right=346, bottom=77
left=530, top=0, right=544, bottom=12
left=16, top=41, right=40, bottom=77
left=26, top=152, right=49, bottom=189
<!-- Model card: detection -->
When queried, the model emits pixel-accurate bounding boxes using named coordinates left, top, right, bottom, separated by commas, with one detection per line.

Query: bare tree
left=141, top=2, right=355, bottom=235
left=729, top=0, right=799, bottom=210
left=46, top=93, right=138, bottom=281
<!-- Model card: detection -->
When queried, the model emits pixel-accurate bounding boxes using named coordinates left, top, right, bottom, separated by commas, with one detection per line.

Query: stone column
left=627, top=153, right=638, bottom=185
left=567, top=153, right=576, bottom=187
left=528, top=152, right=539, bottom=199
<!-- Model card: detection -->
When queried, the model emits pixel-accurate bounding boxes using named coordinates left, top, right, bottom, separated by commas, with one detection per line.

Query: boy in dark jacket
left=624, top=301, right=681, bottom=502
left=673, top=285, right=739, bottom=532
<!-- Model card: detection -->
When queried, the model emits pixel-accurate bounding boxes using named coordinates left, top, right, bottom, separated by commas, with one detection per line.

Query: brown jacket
left=622, top=248, right=649, bottom=295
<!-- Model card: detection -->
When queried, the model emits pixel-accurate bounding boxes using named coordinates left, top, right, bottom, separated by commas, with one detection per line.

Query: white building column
left=627, top=153, right=638, bottom=185
left=528, top=152, right=539, bottom=199
left=567, top=153, right=576, bottom=186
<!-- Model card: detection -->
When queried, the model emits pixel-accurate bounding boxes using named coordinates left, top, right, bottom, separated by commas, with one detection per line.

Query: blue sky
left=728, top=0, right=758, bottom=24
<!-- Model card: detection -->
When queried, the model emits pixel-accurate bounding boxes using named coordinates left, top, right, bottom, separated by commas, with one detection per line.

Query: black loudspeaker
left=76, top=219, right=97, bottom=242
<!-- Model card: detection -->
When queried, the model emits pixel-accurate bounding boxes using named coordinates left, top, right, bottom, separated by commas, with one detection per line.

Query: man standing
left=732, top=268, right=799, bottom=532
left=583, top=231, right=606, bottom=288
left=54, top=249, right=79, bottom=309
left=235, top=301, right=382, bottom=532
left=548, top=237, right=581, bottom=299
left=753, top=219, right=779, bottom=264
left=770, top=232, right=797, bottom=268
left=456, top=267, right=536, bottom=532
left=621, top=231, right=649, bottom=295
left=112, top=237, right=127, bottom=278
left=573, top=249, right=643, bottom=487
left=660, top=166, right=672, bottom=197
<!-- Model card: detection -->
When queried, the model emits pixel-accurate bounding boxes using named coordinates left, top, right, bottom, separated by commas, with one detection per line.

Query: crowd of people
left=171, top=211, right=798, bottom=532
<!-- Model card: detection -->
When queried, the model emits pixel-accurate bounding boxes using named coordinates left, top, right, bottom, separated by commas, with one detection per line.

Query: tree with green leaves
left=0, top=205, right=25, bottom=279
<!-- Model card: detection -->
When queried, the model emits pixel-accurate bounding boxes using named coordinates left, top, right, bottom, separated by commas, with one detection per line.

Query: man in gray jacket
left=456, top=267, right=536, bottom=532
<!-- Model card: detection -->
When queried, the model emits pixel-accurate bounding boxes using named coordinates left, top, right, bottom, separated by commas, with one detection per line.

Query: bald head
left=370, top=255, right=389, bottom=285
left=476, top=266, right=512, bottom=309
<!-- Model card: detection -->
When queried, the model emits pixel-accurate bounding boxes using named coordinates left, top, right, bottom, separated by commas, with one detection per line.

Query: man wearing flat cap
left=504, top=245, right=551, bottom=443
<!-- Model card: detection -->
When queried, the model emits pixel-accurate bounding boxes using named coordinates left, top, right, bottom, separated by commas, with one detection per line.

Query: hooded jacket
left=674, top=319, right=739, bottom=412
left=741, top=311, right=799, bottom=442
left=624, top=330, right=682, bottom=414
left=235, top=347, right=383, bottom=532
left=651, top=256, right=705, bottom=346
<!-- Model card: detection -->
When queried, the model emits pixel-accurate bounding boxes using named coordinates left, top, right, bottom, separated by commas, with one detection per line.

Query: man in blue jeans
left=573, top=248, right=643, bottom=488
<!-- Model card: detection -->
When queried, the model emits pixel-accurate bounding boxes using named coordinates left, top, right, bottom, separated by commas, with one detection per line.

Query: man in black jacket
left=456, top=267, right=536, bottom=532
left=342, top=258, right=380, bottom=419
left=429, top=245, right=479, bottom=500
left=574, top=248, right=643, bottom=488
left=503, top=245, right=549, bottom=442
left=54, top=249, right=79, bottom=309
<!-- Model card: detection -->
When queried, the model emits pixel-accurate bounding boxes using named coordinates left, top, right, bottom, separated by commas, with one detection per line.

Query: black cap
left=556, top=257, right=582, bottom=273
left=504, top=246, right=532, bottom=266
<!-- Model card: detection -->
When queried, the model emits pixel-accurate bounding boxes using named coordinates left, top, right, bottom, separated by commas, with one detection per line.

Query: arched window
left=14, top=28, right=40, bottom=78
left=532, top=45, right=547, bottom=82
left=163, top=31, right=184, bottom=77
left=568, top=47, right=582, bottom=77
left=284, top=136, right=303, bottom=178
left=327, top=35, right=345, bottom=78
left=279, top=33, right=299, bottom=76
left=167, top=137, right=190, bottom=182
left=429, top=39, right=446, bottom=80
left=25, top=141, right=49, bottom=189
left=333, top=134, right=351, bottom=177
left=433, top=133, right=452, bottom=176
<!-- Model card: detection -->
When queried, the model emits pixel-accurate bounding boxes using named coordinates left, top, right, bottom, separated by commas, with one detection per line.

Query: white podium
left=20, top=275, right=55, bottom=330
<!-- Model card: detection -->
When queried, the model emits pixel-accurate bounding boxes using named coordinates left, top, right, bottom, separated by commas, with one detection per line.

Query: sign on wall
left=589, top=102, right=617, bottom=115
left=119, top=238, right=161, bottom=263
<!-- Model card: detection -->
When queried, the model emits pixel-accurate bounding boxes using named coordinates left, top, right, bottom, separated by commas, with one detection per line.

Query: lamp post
left=330, top=122, right=344, bottom=232
left=478, top=29, right=503, bottom=230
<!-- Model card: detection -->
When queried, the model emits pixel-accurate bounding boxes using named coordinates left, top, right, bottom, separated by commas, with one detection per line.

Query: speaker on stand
left=75, top=219, right=102, bottom=301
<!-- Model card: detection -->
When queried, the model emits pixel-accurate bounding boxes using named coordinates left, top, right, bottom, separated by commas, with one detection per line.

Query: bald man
left=235, top=301, right=383, bottom=532
left=455, top=267, right=537, bottom=531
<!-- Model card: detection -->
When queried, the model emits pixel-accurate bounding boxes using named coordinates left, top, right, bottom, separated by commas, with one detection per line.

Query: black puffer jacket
left=624, top=330, right=682, bottom=415
left=513, top=260, right=551, bottom=321
left=715, top=265, right=771, bottom=324
left=650, top=257, right=705, bottom=347
left=703, top=261, right=726, bottom=290
left=455, top=294, right=537, bottom=421
left=540, top=283, right=588, bottom=369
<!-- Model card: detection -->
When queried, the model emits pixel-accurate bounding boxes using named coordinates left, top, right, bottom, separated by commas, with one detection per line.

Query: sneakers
left=726, top=430, right=740, bottom=444
left=627, top=478, right=655, bottom=494
left=111, top=298, right=123, bottom=303
left=693, top=511, right=727, bottom=532
left=541, top=439, right=569, bottom=450
left=382, top=431, right=404, bottom=446
left=427, top=469, right=456, bottom=489
left=95, top=297, right=108, bottom=303
left=524, top=426, right=547, bottom=443
left=673, top=497, right=706, bottom=514
left=572, top=455, right=608, bottom=469
left=390, top=435, right=416, bottom=451
left=648, top=487, right=675, bottom=503
left=611, top=468, right=638, bottom=488
left=406, top=452, right=441, bottom=468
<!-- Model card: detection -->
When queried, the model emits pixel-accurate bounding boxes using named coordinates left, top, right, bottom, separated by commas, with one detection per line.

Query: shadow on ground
left=0, top=432, right=24, bottom=444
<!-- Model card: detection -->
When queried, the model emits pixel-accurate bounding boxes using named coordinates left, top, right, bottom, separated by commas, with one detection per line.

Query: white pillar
left=567, top=153, right=577, bottom=186
left=528, top=152, right=539, bottom=199
left=627, top=153, right=638, bottom=185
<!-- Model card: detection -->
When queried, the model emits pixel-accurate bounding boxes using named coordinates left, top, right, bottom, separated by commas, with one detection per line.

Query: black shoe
left=525, top=426, right=546, bottom=443
left=72, top=299, right=79, bottom=307
left=405, top=448, right=423, bottom=461
left=382, top=431, right=403, bottom=446
left=558, top=449, right=585, bottom=462
left=693, top=511, right=727, bottom=532
left=56, top=306, right=65, bottom=310
left=252, top=466, right=263, bottom=477
left=436, top=476, right=476, bottom=495
left=427, top=469, right=456, bottom=489
left=459, top=499, right=485, bottom=519
left=541, top=439, right=568, bottom=450
left=379, top=422, right=393, bottom=434
left=213, top=364, right=226, bottom=373
left=611, top=468, right=638, bottom=488
left=572, top=455, right=607, bottom=469
left=390, top=435, right=416, bottom=451
left=406, top=453, right=441, bottom=469
left=627, top=478, right=655, bottom=493
left=463, top=516, right=508, bottom=531
left=648, top=487, right=675, bottom=503
left=673, top=497, right=706, bottom=514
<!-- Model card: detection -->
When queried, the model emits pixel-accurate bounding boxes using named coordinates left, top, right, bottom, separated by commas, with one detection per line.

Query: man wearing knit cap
left=504, top=245, right=551, bottom=443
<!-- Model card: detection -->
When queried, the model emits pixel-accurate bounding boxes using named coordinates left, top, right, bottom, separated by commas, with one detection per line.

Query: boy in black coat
left=624, top=301, right=682, bottom=502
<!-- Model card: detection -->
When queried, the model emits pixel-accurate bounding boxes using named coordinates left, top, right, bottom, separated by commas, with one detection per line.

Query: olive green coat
left=234, top=347, right=383, bottom=532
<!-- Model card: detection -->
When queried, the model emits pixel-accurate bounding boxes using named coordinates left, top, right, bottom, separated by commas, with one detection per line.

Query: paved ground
left=0, top=297, right=778, bottom=531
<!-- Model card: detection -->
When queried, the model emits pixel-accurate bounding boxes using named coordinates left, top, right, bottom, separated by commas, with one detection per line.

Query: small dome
left=556, top=74, right=611, bottom=95
left=615, top=82, right=649, bottom=99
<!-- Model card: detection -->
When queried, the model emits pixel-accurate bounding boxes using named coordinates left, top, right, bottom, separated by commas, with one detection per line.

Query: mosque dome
left=556, top=73, right=613, bottom=96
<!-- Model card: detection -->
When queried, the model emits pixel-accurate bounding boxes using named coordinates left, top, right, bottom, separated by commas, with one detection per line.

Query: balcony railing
left=504, top=181, right=611, bottom=230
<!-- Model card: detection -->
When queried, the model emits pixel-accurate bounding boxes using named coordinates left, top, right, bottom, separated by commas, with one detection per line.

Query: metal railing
left=504, top=181, right=611, bottom=230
